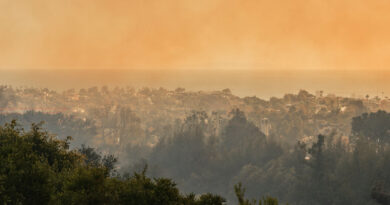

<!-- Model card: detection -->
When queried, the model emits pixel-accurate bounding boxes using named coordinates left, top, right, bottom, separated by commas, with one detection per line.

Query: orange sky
left=1, top=0, right=390, bottom=70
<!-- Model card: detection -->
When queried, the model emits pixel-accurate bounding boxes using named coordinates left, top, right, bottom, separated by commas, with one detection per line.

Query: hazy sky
left=1, top=0, right=390, bottom=70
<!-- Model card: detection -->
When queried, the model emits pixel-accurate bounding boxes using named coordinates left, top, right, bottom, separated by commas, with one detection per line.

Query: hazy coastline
left=1, top=69, right=389, bottom=99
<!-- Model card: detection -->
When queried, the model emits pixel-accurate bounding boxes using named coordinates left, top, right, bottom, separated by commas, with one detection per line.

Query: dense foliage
left=2, top=86, right=390, bottom=204
left=134, top=110, right=390, bottom=204
left=0, top=121, right=228, bottom=204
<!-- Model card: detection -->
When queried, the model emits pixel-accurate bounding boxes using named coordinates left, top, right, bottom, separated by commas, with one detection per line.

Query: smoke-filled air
left=1, top=1, right=390, bottom=205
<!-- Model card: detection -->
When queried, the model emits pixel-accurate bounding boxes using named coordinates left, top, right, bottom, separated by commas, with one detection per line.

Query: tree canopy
left=0, top=120, right=228, bottom=204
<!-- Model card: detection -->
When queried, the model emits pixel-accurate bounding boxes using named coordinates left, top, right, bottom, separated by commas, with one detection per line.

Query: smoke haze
left=2, top=0, right=390, bottom=71
left=0, top=69, right=389, bottom=99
